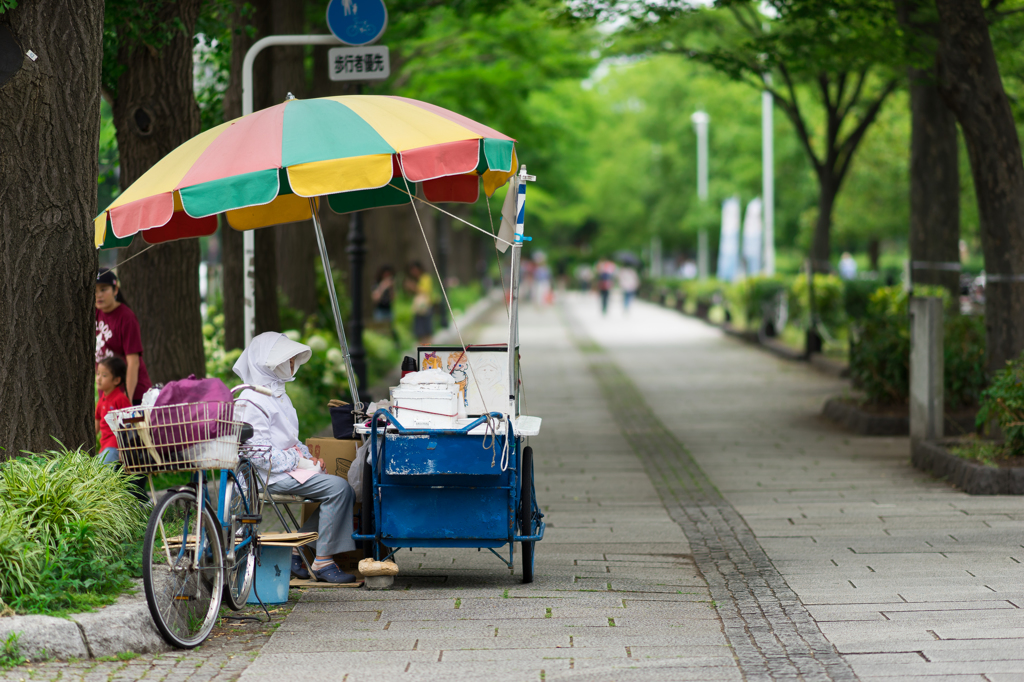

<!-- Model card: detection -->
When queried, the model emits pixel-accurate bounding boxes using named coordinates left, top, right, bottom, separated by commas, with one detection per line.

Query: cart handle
left=370, top=409, right=508, bottom=436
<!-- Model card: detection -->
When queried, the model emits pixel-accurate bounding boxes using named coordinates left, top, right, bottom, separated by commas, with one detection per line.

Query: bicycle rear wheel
left=223, top=461, right=260, bottom=610
left=143, top=488, right=224, bottom=648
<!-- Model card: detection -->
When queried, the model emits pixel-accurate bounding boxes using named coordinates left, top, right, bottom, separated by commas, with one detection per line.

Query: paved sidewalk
left=571, top=291, right=1024, bottom=681
left=238, top=301, right=738, bottom=682
left=9, top=292, right=1024, bottom=682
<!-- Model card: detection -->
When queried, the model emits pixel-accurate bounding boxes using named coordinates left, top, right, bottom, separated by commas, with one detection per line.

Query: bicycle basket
left=110, top=401, right=242, bottom=474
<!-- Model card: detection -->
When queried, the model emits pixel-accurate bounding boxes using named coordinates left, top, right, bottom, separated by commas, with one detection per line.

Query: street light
left=762, top=82, right=775, bottom=276
left=691, top=110, right=710, bottom=281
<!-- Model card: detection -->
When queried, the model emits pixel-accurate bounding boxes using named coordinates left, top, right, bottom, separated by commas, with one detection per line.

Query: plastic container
left=248, top=544, right=291, bottom=605
left=392, top=387, right=458, bottom=429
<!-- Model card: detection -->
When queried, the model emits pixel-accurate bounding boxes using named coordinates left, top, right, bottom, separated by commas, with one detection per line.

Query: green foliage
left=789, top=274, right=845, bottom=331
left=0, top=0, right=17, bottom=14
left=848, top=287, right=909, bottom=406
left=0, top=633, right=25, bottom=671
left=977, top=352, right=1024, bottom=457
left=850, top=287, right=985, bottom=408
left=0, top=447, right=146, bottom=616
left=950, top=439, right=1003, bottom=467
left=730, top=276, right=788, bottom=328
left=945, top=314, right=987, bottom=411
left=842, top=279, right=886, bottom=321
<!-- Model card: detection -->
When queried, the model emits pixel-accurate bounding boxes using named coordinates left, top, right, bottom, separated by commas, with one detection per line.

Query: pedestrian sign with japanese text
left=328, top=45, right=390, bottom=82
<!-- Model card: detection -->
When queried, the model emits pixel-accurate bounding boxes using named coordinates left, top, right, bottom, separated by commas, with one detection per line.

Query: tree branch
left=834, top=79, right=899, bottom=184
left=777, top=63, right=823, bottom=173
left=837, top=69, right=868, bottom=122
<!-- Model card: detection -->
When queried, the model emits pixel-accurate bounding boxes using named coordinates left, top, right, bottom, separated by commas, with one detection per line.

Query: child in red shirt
left=96, top=356, right=132, bottom=464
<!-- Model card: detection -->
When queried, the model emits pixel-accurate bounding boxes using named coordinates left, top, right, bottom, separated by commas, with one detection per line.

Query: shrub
left=945, top=314, right=987, bottom=410
left=731, top=277, right=788, bottom=330
left=977, top=351, right=1024, bottom=457
left=849, top=287, right=910, bottom=406
left=788, top=274, right=846, bottom=331
left=0, top=446, right=145, bottom=615
left=849, top=287, right=986, bottom=408
left=842, top=279, right=885, bottom=322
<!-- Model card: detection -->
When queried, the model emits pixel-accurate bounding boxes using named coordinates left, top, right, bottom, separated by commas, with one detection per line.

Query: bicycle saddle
left=240, top=422, right=254, bottom=444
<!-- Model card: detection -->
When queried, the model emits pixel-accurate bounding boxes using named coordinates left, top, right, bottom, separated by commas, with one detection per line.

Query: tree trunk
left=0, top=1, right=103, bottom=456
left=810, top=173, right=837, bottom=271
left=271, top=0, right=319, bottom=319
left=908, top=73, right=960, bottom=299
left=111, top=0, right=206, bottom=383
left=935, top=0, right=1024, bottom=372
left=895, top=0, right=961, bottom=300
left=221, top=0, right=279, bottom=349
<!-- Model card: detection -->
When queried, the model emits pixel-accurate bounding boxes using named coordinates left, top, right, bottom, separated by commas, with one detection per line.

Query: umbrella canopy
left=94, top=95, right=518, bottom=249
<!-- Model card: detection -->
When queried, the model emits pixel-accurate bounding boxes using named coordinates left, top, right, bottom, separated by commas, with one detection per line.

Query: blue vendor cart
left=353, top=166, right=544, bottom=581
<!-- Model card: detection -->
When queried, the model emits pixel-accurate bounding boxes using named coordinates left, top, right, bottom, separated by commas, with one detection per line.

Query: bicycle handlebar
left=230, top=384, right=272, bottom=396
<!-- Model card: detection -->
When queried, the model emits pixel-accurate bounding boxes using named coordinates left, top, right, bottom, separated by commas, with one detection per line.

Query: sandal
left=312, top=563, right=357, bottom=584
left=291, top=554, right=310, bottom=580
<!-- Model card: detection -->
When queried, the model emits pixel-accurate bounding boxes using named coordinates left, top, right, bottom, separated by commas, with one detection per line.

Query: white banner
left=717, top=196, right=742, bottom=282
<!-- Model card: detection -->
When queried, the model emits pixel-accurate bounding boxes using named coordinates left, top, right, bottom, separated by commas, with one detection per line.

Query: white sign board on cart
left=328, top=45, right=390, bottom=82
left=418, top=346, right=518, bottom=418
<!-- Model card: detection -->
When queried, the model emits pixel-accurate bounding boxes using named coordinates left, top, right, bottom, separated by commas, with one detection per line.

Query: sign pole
left=240, top=34, right=342, bottom=347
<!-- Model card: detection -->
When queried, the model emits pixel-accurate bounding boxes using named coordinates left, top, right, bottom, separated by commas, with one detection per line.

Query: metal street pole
left=691, top=111, right=710, bottom=281
left=241, top=34, right=342, bottom=346
left=762, top=83, right=775, bottom=276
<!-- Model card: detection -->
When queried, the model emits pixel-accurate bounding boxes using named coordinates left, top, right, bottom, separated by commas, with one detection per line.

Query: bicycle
left=109, top=384, right=272, bottom=648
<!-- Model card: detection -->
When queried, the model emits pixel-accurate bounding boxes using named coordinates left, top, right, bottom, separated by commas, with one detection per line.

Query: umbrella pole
left=507, top=166, right=528, bottom=418
left=309, top=198, right=363, bottom=413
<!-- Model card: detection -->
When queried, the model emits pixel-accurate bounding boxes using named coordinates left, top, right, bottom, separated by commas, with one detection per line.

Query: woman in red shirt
left=95, top=269, right=152, bottom=404
left=95, top=356, right=132, bottom=463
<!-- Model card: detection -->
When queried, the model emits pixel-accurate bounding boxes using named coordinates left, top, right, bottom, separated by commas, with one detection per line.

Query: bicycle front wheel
left=223, top=461, right=260, bottom=610
left=143, top=488, right=224, bottom=648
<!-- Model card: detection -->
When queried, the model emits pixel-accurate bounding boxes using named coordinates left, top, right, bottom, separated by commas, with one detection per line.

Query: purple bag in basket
left=150, top=375, right=233, bottom=456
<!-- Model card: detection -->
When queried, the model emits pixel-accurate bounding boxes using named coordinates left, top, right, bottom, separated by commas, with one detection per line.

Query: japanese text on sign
left=327, top=45, right=390, bottom=82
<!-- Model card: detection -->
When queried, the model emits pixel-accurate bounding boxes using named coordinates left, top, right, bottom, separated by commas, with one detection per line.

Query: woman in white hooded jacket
left=234, top=331, right=357, bottom=584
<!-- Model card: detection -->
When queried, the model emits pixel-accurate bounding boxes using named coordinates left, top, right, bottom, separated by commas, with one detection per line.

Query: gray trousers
left=268, top=473, right=356, bottom=556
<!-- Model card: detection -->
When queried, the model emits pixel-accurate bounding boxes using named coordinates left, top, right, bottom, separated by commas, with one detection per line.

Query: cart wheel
left=360, top=457, right=377, bottom=560
left=520, top=446, right=535, bottom=584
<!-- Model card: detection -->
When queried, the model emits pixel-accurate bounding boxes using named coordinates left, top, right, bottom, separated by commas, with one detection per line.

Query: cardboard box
left=306, top=437, right=359, bottom=480
left=302, top=437, right=362, bottom=527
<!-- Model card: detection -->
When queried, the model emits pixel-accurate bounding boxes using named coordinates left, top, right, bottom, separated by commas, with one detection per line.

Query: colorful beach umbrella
left=94, top=95, right=518, bottom=249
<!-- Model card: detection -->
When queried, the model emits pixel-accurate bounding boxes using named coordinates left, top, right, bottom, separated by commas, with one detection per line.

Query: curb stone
left=0, top=581, right=170, bottom=661
left=824, top=397, right=977, bottom=437
left=911, top=439, right=1024, bottom=495
left=0, top=615, right=89, bottom=661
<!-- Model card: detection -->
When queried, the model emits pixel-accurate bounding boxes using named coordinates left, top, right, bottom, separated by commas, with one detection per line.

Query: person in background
left=405, top=261, right=434, bottom=345
left=596, top=258, right=616, bottom=315
left=95, top=356, right=131, bottom=464
left=618, top=265, right=640, bottom=312
left=234, top=332, right=358, bottom=584
left=95, top=268, right=152, bottom=404
left=371, top=265, right=396, bottom=324
left=838, top=252, right=858, bottom=281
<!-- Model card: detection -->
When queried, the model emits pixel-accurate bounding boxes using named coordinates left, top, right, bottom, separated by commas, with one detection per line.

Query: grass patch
left=0, top=633, right=26, bottom=670
left=96, top=651, right=138, bottom=662
left=950, top=440, right=1005, bottom=467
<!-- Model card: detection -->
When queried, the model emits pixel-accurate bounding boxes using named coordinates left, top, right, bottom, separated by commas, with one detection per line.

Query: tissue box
left=391, top=386, right=458, bottom=429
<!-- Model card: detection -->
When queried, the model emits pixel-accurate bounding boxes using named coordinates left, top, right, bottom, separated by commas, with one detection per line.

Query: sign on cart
left=328, top=45, right=390, bottom=82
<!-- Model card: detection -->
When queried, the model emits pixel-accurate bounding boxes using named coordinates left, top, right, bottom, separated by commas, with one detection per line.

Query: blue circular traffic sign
left=326, top=0, right=388, bottom=46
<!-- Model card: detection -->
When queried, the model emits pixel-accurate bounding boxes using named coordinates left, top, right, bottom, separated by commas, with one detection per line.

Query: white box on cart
left=390, top=368, right=460, bottom=429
